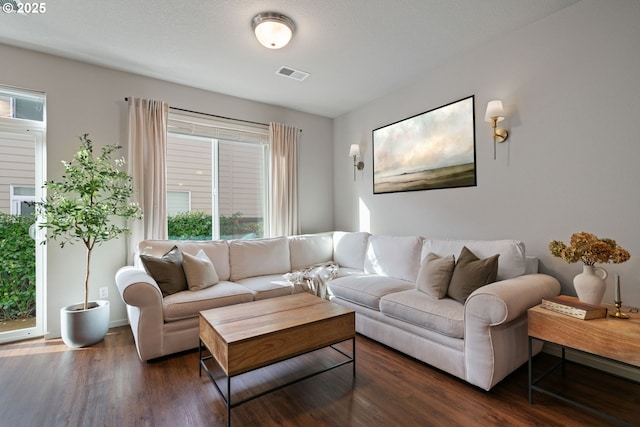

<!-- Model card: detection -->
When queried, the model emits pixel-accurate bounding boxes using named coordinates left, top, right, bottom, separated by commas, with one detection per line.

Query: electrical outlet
left=99, top=286, right=108, bottom=299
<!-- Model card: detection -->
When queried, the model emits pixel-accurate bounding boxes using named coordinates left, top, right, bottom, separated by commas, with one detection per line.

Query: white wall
left=0, top=44, right=334, bottom=338
left=334, top=0, right=640, bottom=307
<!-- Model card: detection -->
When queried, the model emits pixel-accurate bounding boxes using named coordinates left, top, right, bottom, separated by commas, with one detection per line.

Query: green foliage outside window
left=168, top=211, right=263, bottom=240
left=167, top=211, right=212, bottom=240
left=0, top=212, right=36, bottom=320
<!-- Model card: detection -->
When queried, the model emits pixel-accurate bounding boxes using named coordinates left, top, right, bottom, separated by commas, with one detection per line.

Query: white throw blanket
left=284, top=262, right=339, bottom=300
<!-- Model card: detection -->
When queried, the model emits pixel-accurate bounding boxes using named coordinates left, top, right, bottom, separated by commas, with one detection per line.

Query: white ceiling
left=0, top=0, right=580, bottom=118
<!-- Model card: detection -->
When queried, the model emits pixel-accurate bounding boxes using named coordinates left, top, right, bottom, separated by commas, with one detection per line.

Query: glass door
left=0, top=126, right=45, bottom=343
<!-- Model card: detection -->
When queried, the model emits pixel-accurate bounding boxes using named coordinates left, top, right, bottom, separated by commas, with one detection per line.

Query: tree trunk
left=84, top=247, right=91, bottom=310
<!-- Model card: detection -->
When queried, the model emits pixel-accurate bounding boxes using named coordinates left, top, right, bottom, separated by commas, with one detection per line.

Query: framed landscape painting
left=372, top=95, right=476, bottom=194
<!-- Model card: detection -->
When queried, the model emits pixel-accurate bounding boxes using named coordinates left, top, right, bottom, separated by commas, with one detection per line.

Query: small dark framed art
left=372, top=95, right=476, bottom=194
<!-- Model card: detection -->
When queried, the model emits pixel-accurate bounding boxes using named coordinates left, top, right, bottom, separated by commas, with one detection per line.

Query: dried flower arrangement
left=549, top=232, right=630, bottom=266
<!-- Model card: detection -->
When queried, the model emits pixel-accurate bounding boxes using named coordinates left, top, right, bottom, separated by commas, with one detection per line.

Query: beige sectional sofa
left=115, top=231, right=560, bottom=390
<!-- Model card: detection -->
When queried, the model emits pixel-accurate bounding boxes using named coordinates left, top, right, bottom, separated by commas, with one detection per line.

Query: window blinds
left=167, top=109, right=269, bottom=145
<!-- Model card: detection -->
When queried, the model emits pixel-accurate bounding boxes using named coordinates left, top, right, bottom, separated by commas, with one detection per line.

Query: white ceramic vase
left=573, top=265, right=608, bottom=305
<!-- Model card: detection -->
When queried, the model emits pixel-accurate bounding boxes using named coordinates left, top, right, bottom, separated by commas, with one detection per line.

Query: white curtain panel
left=126, top=97, right=169, bottom=262
left=269, top=122, right=300, bottom=237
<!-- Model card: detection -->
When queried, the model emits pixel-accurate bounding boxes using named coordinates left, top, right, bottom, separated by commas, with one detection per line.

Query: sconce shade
left=349, top=144, right=364, bottom=180
left=484, top=100, right=505, bottom=123
left=252, top=12, right=295, bottom=49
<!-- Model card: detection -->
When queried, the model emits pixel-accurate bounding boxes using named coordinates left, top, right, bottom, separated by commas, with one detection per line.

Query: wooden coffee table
left=199, top=293, right=356, bottom=426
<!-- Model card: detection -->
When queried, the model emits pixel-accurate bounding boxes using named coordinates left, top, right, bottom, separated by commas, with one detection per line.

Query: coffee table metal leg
left=198, top=340, right=202, bottom=377
left=528, top=336, right=533, bottom=404
left=226, top=375, right=231, bottom=427
left=352, top=336, right=356, bottom=377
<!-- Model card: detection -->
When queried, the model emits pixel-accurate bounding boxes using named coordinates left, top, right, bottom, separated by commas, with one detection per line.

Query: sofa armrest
left=115, top=266, right=164, bottom=361
left=115, top=266, right=162, bottom=305
left=463, top=273, right=560, bottom=390
left=465, top=273, right=560, bottom=326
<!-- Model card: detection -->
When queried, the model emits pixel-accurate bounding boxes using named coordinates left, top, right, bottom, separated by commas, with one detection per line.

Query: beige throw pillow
left=139, top=246, right=188, bottom=297
left=182, top=250, right=220, bottom=291
left=447, top=246, right=499, bottom=304
left=416, top=252, right=455, bottom=299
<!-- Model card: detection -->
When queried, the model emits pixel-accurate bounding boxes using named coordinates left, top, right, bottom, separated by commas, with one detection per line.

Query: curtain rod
left=124, top=98, right=302, bottom=132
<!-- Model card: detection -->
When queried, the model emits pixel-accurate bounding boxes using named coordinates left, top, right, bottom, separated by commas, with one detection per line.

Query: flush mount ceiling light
left=252, top=12, right=295, bottom=49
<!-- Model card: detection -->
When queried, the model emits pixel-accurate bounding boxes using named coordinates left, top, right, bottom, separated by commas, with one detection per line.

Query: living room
left=1, top=0, right=639, bottom=425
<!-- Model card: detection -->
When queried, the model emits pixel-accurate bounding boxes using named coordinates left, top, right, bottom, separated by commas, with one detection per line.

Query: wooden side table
left=528, top=302, right=640, bottom=427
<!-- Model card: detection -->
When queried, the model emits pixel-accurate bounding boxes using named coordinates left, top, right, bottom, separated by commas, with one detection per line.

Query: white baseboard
left=109, top=318, right=129, bottom=328
left=542, top=343, right=640, bottom=382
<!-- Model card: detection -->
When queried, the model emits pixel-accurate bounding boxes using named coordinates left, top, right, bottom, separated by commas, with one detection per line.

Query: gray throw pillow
left=447, top=246, right=499, bottom=304
left=140, top=245, right=188, bottom=297
left=182, top=250, right=220, bottom=291
left=416, top=252, right=455, bottom=299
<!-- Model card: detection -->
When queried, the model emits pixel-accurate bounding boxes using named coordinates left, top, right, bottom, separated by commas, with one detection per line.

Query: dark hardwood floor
left=0, top=326, right=637, bottom=427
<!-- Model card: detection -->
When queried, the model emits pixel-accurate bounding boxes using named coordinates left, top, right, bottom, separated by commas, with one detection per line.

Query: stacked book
left=541, top=295, right=608, bottom=320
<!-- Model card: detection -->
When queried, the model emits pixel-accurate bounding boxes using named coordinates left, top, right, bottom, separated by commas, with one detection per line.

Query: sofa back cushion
left=421, top=239, right=526, bottom=281
left=229, top=236, right=290, bottom=281
left=364, top=235, right=423, bottom=282
left=333, top=231, right=370, bottom=270
left=138, top=240, right=231, bottom=281
left=289, top=233, right=334, bottom=270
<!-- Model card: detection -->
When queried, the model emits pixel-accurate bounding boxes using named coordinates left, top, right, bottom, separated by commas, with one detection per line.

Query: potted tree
left=36, top=134, right=142, bottom=347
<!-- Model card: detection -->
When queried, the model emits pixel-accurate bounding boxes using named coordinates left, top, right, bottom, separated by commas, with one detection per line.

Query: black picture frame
left=372, top=95, right=476, bottom=194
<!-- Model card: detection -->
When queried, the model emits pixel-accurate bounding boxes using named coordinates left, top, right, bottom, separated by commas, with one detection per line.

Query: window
left=10, top=185, right=35, bottom=216
left=166, top=111, right=269, bottom=240
left=167, top=190, right=191, bottom=216
left=0, top=89, right=45, bottom=122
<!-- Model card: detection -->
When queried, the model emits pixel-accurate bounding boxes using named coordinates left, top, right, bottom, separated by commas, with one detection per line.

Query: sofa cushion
left=334, top=267, right=363, bottom=278
left=416, top=253, right=455, bottom=299
left=333, top=231, right=370, bottom=270
left=139, top=246, right=187, bottom=297
left=447, top=246, right=499, bottom=304
left=138, top=240, right=231, bottom=281
left=422, top=239, right=525, bottom=281
left=328, top=274, right=414, bottom=310
left=289, top=233, right=334, bottom=270
left=364, top=235, right=423, bottom=282
left=234, top=274, right=296, bottom=300
left=380, top=289, right=464, bottom=338
left=162, top=281, right=255, bottom=322
left=229, top=237, right=290, bottom=281
left=182, top=250, right=219, bottom=291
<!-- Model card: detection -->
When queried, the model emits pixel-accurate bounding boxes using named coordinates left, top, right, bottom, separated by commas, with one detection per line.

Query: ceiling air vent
left=276, top=66, right=310, bottom=81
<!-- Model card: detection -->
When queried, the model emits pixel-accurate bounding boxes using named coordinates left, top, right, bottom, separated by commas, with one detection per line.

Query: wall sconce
left=484, top=100, right=509, bottom=160
left=252, top=12, right=295, bottom=49
left=349, top=144, right=365, bottom=181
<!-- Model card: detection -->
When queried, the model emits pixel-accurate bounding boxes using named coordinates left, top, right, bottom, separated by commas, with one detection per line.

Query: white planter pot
left=60, top=300, right=110, bottom=348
